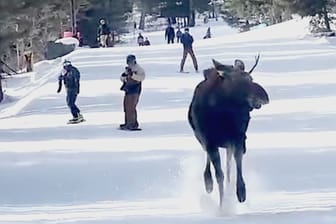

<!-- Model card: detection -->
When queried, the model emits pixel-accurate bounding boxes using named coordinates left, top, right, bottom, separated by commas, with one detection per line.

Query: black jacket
left=181, top=32, right=194, bottom=49
left=165, top=27, right=175, bottom=39
left=58, top=66, right=80, bottom=94
left=98, top=24, right=110, bottom=36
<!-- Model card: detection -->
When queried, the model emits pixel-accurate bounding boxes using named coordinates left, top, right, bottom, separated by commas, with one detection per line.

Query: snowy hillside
left=0, top=18, right=336, bottom=224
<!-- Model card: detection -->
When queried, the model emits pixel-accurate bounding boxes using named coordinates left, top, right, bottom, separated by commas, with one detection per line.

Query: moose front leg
left=208, top=147, right=224, bottom=207
left=226, top=147, right=233, bottom=183
left=234, top=144, right=246, bottom=203
left=204, top=156, right=213, bottom=193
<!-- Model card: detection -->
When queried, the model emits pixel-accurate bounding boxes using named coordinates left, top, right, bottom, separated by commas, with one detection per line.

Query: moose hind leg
left=234, top=145, right=246, bottom=203
left=208, top=148, right=224, bottom=207
left=204, top=156, right=213, bottom=193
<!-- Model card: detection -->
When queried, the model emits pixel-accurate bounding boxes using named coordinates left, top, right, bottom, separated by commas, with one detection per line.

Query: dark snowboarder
left=137, top=33, right=144, bottom=46
left=180, top=28, right=198, bottom=72
left=165, top=25, right=175, bottom=44
left=203, top=27, right=211, bottom=39
left=0, top=60, right=5, bottom=102
left=144, top=37, right=151, bottom=46
left=57, top=60, right=84, bottom=124
left=176, top=27, right=182, bottom=43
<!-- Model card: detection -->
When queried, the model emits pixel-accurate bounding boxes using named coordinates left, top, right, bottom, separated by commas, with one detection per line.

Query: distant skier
left=97, top=19, right=111, bottom=48
left=165, top=24, right=175, bottom=44
left=180, top=28, right=198, bottom=73
left=0, top=59, right=5, bottom=103
left=203, top=27, right=211, bottom=39
left=144, top=37, right=151, bottom=46
left=176, top=27, right=182, bottom=43
left=137, top=33, right=144, bottom=46
left=119, top=54, right=145, bottom=130
left=57, top=60, right=84, bottom=124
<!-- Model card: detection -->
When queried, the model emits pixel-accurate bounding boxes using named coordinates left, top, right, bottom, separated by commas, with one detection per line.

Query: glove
left=120, top=76, right=127, bottom=82
left=57, top=79, right=62, bottom=93
left=125, top=66, right=132, bottom=73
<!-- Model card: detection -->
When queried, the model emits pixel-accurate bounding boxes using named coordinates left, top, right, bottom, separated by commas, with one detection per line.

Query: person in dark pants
left=143, top=37, right=151, bottom=46
left=165, top=24, right=175, bottom=44
left=0, top=60, right=5, bottom=102
left=176, top=27, right=182, bottom=43
left=180, top=28, right=198, bottom=72
left=57, top=60, right=83, bottom=123
left=137, top=33, right=144, bottom=46
left=120, top=55, right=145, bottom=130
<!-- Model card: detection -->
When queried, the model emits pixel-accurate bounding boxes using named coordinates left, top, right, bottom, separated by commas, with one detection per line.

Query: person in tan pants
left=180, top=28, right=198, bottom=72
left=119, top=54, right=145, bottom=130
left=97, top=19, right=110, bottom=48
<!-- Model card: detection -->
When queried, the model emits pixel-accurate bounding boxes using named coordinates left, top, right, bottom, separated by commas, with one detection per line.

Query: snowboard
left=179, top=71, right=190, bottom=74
left=67, top=118, right=86, bottom=124
left=179, top=71, right=199, bottom=74
left=118, top=127, right=142, bottom=131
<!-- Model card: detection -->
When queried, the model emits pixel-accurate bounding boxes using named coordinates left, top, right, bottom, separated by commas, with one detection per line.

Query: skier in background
left=180, top=28, right=198, bottom=73
left=97, top=19, right=111, bottom=48
left=165, top=24, right=175, bottom=44
left=203, top=27, right=211, bottom=39
left=176, top=27, right=182, bottom=43
left=144, top=37, right=151, bottom=46
left=137, top=33, right=144, bottom=46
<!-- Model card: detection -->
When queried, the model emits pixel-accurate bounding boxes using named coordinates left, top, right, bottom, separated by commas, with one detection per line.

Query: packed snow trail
left=0, top=19, right=335, bottom=223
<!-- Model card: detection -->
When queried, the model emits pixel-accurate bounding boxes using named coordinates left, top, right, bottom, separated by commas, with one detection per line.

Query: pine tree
left=0, top=0, right=89, bottom=64
left=0, top=0, right=45, bottom=65
left=77, top=0, right=133, bottom=46
left=281, top=0, right=335, bottom=32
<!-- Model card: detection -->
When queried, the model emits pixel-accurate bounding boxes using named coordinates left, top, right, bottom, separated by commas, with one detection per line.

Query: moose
left=188, top=55, right=269, bottom=207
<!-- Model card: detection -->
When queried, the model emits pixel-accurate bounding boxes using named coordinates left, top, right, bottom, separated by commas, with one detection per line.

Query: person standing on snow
left=57, top=60, right=84, bottom=124
left=176, top=27, right=182, bottom=43
left=180, top=27, right=198, bottom=73
left=119, top=55, right=145, bottom=130
left=203, top=27, right=211, bottom=39
left=97, top=19, right=111, bottom=48
left=137, top=33, right=144, bottom=46
left=165, top=24, right=175, bottom=44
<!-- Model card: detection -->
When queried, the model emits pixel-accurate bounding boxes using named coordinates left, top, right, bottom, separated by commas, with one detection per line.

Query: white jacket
left=120, top=63, right=145, bottom=82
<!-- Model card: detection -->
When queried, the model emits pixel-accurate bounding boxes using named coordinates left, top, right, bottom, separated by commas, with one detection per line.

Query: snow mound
left=55, top=37, right=79, bottom=48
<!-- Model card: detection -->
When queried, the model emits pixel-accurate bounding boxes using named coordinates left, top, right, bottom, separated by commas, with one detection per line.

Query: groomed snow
left=0, top=17, right=335, bottom=224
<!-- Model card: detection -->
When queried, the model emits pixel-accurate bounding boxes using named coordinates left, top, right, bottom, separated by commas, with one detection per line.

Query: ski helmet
left=63, top=60, right=72, bottom=70
left=126, top=54, right=136, bottom=64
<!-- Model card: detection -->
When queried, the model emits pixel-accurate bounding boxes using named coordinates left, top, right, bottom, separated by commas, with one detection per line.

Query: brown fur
left=188, top=57, right=269, bottom=206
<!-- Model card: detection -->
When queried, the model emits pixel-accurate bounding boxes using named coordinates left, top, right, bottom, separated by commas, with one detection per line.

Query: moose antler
left=248, top=53, right=260, bottom=74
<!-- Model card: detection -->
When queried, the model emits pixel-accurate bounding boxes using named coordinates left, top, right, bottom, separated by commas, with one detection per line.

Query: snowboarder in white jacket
left=119, top=54, right=145, bottom=130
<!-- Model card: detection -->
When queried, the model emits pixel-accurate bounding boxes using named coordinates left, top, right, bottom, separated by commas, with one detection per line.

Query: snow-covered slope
left=0, top=18, right=335, bottom=224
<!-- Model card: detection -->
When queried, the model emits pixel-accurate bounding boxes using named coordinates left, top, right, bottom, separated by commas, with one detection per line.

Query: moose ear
left=212, top=59, right=222, bottom=69
left=234, top=59, right=245, bottom=71
left=212, top=59, right=234, bottom=76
